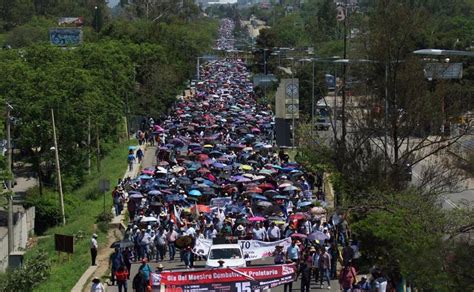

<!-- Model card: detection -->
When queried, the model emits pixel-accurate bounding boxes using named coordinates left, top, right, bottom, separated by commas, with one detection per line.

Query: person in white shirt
left=185, top=222, right=197, bottom=238
left=267, top=222, right=281, bottom=241
left=252, top=223, right=268, bottom=241
left=90, top=234, right=98, bottom=266
left=90, top=277, right=105, bottom=292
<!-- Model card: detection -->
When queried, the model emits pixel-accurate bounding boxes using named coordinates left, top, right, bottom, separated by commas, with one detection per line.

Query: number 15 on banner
left=235, top=282, right=251, bottom=292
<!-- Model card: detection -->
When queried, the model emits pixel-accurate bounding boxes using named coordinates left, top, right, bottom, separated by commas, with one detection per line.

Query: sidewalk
left=72, top=145, right=155, bottom=292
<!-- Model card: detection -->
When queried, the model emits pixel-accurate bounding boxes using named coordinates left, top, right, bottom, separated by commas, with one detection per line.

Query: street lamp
left=94, top=6, right=99, bottom=33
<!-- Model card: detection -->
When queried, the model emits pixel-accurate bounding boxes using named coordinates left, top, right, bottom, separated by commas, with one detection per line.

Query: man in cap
left=90, top=233, right=98, bottom=266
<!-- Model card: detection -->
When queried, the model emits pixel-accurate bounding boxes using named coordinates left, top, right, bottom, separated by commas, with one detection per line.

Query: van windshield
left=209, top=248, right=242, bottom=259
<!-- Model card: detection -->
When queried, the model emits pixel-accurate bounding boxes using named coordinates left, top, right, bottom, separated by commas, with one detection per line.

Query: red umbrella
left=258, top=183, right=275, bottom=190
left=190, top=204, right=211, bottom=213
left=247, top=187, right=263, bottom=194
left=197, top=153, right=209, bottom=161
left=197, top=167, right=210, bottom=174
left=289, top=213, right=309, bottom=221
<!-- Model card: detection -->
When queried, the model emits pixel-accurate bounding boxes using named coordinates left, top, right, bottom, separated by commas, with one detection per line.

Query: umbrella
left=291, top=233, right=308, bottom=239
left=140, top=216, right=158, bottom=223
left=259, top=169, right=274, bottom=175
left=289, top=213, right=309, bottom=220
left=188, top=189, right=202, bottom=197
left=297, top=201, right=313, bottom=208
left=278, top=183, right=292, bottom=188
left=171, top=166, right=185, bottom=173
left=263, top=190, right=279, bottom=197
left=129, top=193, right=143, bottom=199
left=148, top=190, right=162, bottom=196
left=251, top=194, right=268, bottom=201
left=273, top=195, right=289, bottom=200
left=248, top=216, right=266, bottom=222
left=212, top=162, right=226, bottom=169
left=128, top=146, right=137, bottom=151
left=156, top=167, right=168, bottom=174
left=141, top=169, right=154, bottom=175
left=283, top=186, right=300, bottom=192
left=258, top=183, right=275, bottom=190
left=110, top=240, right=135, bottom=249
left=138, top=175, right=152, bottom=180
left=240, top=164, right=253, bottom=171
left=308, top=231, right=329, bottom=242
left=175, top=236, right=193, bottom=249
left=256, top=201, right=273, bottom=207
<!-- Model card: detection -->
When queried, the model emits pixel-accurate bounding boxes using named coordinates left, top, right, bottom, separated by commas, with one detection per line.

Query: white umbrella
left=140, top=216, right=158, bottom=223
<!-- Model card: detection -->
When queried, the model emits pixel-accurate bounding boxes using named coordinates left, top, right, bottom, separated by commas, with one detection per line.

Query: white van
left=205, top=244, right=246, bottom=268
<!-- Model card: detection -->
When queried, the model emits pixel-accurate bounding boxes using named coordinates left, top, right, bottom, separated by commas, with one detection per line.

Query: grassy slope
left=30, top=140, right=134, bottom=291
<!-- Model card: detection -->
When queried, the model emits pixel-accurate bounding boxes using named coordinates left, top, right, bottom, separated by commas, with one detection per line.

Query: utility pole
left=87, top=116, right=91, bottom=175
left=311, top=59, right=315, bottom=138
left=96, top=124, right=101, bottom=173
left=51, top=109, right=66, bottom=225
left=6, top=102, right=14, bottom=254
left=341, top=0, right=348, bottom=149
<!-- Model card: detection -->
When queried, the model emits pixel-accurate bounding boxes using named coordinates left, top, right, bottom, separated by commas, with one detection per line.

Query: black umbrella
left=110, top=240, right=135, bottom=249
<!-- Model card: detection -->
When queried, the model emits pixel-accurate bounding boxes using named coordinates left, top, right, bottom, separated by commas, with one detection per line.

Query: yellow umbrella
left=241, top=164, right=253, bottom=171
left=203, top=144, right=213, bottom=148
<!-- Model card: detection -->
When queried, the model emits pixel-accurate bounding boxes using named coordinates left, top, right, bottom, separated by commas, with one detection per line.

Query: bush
left=25, top=196, right=63, bottom=235
left=1, top=251, right=51, bottom=291
left=95, top=211, right=113, bottom=224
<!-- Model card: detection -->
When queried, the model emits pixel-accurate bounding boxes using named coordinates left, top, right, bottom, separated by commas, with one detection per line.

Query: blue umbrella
left=308, top=231, right=329, bottom=242
left=188, top=189, right=202, bottom=197
left=212, top=162, right=226, bottom=169
left=138, top=175, right=152, bottom=180
left=251, top=194, right=268, bottom=201
left=297, top=201, right=313, bottom=208
left=128, top=146, right=137, bottom=151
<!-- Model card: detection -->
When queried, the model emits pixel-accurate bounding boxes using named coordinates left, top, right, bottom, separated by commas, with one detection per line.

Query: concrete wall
left=0, top=207, right=35, bottom=271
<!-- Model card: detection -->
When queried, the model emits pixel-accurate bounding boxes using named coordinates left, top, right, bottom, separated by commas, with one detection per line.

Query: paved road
left=106, top=257, right=340, bottom=292
left=106, top=144, right=339, bottom=291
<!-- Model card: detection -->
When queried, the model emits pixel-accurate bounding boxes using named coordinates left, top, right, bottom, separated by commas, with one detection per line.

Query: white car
left=205, top=244, right=247, bottom=268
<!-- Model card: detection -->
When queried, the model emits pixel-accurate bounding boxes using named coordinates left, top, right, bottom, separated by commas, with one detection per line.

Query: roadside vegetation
left=0, top=0, right=217, bottom=290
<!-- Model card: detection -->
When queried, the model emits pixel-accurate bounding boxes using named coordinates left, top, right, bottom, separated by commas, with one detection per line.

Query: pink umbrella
left=248, top=216, right=266, bottom=222
left=141, top=169, right=154, bottom=175
left=154, top=125, right=164, bottom=132
left=290, top=233, right=308, bottom=239
left=251, top=127, right=261, bottom=133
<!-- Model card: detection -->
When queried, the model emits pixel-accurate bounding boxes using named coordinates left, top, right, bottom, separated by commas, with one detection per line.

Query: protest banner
left=152, top=263, right=296, bottom=291
left=193, top=237, right=292, bottom=260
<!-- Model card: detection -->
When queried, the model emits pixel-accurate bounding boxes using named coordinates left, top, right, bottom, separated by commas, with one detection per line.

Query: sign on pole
left=54, top=234, right=74, bottom=254
left=99, top=179, right=110, bottom=192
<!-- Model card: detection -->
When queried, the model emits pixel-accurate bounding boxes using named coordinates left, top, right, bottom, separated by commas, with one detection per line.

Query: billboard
left=49, top=28, right=83, bottom=46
